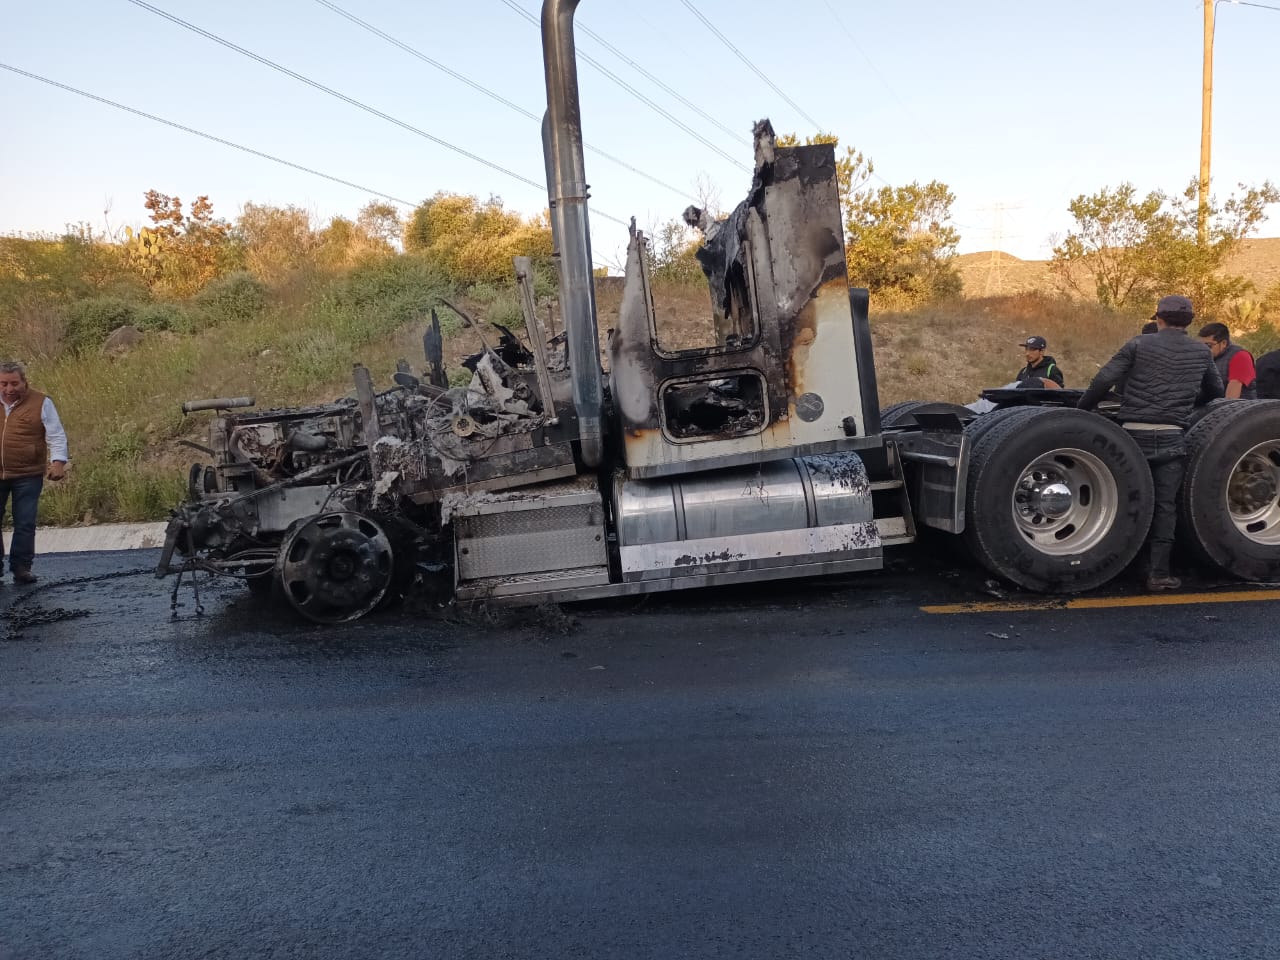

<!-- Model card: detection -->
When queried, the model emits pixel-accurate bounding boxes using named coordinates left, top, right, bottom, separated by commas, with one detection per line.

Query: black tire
left=1177, top=399, right=1280, bottom=582
left=880, top=401, right=929, bottom=427
left=1188, top=398, right=1233, bottom=429
left=963, top=406, right=1154, bottom=593
left=880, top=400, right=974, bottom=428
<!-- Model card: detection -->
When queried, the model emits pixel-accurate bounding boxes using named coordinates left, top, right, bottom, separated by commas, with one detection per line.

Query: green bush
left=63, top=296, right=139, bottom=351
left=194, top=271, right=267, bottom=324
left=38, top=459, right=187, bottom=525
left=1241, top=321, right=1280, bottom=357
left=101, top=425, right=147, bottom=463
left=134, top=302, right=191, bottom=334
left=318, top=256, right=454, bottom=339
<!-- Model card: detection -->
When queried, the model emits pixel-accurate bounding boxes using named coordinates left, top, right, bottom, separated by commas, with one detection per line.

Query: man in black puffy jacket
left=1078, top=295, right=1223, bottom=591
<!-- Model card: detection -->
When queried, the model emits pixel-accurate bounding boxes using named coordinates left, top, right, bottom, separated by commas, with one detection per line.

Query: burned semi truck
left=156, top=0, right=1280, bottom=622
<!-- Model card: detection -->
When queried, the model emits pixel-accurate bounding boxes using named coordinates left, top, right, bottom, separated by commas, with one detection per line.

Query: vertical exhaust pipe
left=542, top=0, right=603, bottom=467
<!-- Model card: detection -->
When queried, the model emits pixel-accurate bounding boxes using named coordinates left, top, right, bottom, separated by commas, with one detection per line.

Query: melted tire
left=1177, top=400, right=1280, bottom=582
left=962, top=407, right=1153, bottom=593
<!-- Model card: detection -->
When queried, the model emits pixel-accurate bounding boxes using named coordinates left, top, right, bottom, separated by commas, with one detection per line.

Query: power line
left=497, top=0, right=750, bottom=172
left=0, top=62, right=417, bottom=207
left=1222, top=0, right=1280, bottom=11
left=121, top=0, right=631, bottom=228
left=573, top=20, right=750, bottom=147
left=123, top=1, right=545, bottom=191
left=817, top=0, right=916, bottom=122
left=3, top=62, right=619, bottom=272
left=311, top=0, right=697, bottom=203
left=678, top=0, right=823, bottom=131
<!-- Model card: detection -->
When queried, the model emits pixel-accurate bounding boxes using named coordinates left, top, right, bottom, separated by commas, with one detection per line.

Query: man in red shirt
left=1198, top=323, right=1257, bottom=400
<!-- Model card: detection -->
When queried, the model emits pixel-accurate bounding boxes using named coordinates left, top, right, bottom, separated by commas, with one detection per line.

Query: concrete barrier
left=33, top=522, right=169, bottom=554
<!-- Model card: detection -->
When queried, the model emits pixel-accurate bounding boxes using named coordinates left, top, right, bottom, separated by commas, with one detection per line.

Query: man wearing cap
left=1197, top=322, right=1257, bottom=400
left=1014, top=336, right=1064, bottom=389
left=1077, top=295, right=1223, bottom=591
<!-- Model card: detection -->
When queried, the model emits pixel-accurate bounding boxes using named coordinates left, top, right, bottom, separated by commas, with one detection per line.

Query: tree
left=125, top=190, right=236, bottom=296
left=404, top=193, right=551, bottom=284
left=356, top=201, right=402, bottom=250
left=647, top=218, right=703, bottom=285
left=844, top=181, right=961, bottom=304
left=1051, top=180, right=1279, bottom=316
left=777, top=133, right=960, bottom=305
left=235, top=203, right=319, bottom=283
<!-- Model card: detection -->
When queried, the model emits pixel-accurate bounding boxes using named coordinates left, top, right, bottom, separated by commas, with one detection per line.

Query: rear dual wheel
left=962, top=407, right=1153, bottom=593
left=1178, top=400, right=1280, bottom=583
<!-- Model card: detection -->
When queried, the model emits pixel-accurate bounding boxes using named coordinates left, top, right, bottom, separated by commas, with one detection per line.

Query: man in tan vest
left=0, top=361, right=68, bottom=584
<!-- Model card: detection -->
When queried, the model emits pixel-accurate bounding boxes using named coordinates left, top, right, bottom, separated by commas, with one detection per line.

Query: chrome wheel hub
left=1227, top=440, right=1280, bottom=545
left=1012, top=448, right=1119, bottom=556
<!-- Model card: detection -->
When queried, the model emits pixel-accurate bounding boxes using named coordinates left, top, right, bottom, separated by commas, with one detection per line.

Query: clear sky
left=2, top=0, right=1277, bottom=271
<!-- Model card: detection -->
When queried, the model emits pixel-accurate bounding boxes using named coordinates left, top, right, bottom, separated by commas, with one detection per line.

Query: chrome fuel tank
left=613, top=453, right=880, bottom=582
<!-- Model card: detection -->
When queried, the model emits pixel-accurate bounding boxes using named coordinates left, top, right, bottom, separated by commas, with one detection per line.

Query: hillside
left=957, top=237, right=1280, bottom=301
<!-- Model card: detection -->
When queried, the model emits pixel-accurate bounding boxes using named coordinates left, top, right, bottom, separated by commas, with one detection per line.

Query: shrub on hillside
left=194, top=271, right=267, bottom=325
left=1, top=299, right=67, bottom=360
left=331, top=256, right=453, bottom=331
left=405, top=193, right=552, bottom=285
left=64, top=296, right=140, bottom=352
left=134, top=302, right=192, bottom=334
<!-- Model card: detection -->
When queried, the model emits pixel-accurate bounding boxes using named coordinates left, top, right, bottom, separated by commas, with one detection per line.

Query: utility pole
left=1199, top=0, right=1215, bottom=244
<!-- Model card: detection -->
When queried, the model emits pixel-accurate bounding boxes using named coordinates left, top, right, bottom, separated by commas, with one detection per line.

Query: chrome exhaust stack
left=541, top=0, right=603, bottom=467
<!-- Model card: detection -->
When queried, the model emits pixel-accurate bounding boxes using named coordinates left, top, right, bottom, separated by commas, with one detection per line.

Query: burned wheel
left=963, top=407, right=1153, bottom=593
left=276, top=512, right=395, bottom=623
left=1178, top=400, right=1280, bottom=582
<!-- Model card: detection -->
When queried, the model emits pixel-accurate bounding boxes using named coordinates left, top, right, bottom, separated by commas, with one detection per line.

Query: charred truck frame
left=157, top=0, right=1280, bottom=622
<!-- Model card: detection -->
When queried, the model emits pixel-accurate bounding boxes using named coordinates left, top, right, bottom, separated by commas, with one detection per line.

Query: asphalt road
left=3, top=548, right=1280, bottom=960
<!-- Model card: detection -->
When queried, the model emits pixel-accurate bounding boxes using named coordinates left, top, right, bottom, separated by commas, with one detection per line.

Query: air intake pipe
left=542, top=0, right=603, bottom=467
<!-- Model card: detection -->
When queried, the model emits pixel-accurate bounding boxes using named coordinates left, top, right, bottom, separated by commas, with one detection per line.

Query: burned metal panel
left=619, top=524, right=881, bottom=582
left=609, top=121, right=871, bottom=480
left=447, top=477, right=611, bottom=599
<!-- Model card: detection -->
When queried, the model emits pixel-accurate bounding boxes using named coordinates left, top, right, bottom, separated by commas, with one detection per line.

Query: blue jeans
left=1127, top=429, right=1186, bottom=576
left=0, top=474, right=45, bottom=572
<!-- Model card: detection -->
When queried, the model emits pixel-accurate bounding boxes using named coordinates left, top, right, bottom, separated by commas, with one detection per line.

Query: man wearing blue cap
left=1077, top=295, right=1224, bottom=590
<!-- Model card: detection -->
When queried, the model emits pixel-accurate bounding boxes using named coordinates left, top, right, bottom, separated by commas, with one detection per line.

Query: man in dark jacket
left=1257, top=350, right=1280, bottom=400
left=1197, top=322, right=1257, bottom=399
left=1078, top=295, right=1223, bottom=591
left=1015, top=336, right=1065, bottom=388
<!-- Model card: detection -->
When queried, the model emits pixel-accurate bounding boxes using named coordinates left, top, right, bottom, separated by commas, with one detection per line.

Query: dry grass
left=593, top=276, right=717, bottom=354
left=871, top=292, right=1140, bottom=406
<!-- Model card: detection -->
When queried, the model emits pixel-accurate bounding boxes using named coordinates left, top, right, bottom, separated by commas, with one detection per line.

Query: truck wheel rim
left=1011, top=448, right=1118, bottom=556
left=278, top=512, right=394, bottom=623
left=1227, top=440, right=1280, bottom=545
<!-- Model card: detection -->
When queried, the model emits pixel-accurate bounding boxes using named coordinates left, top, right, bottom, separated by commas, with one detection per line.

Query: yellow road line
left=921, top=588, right=1280, bottom=615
